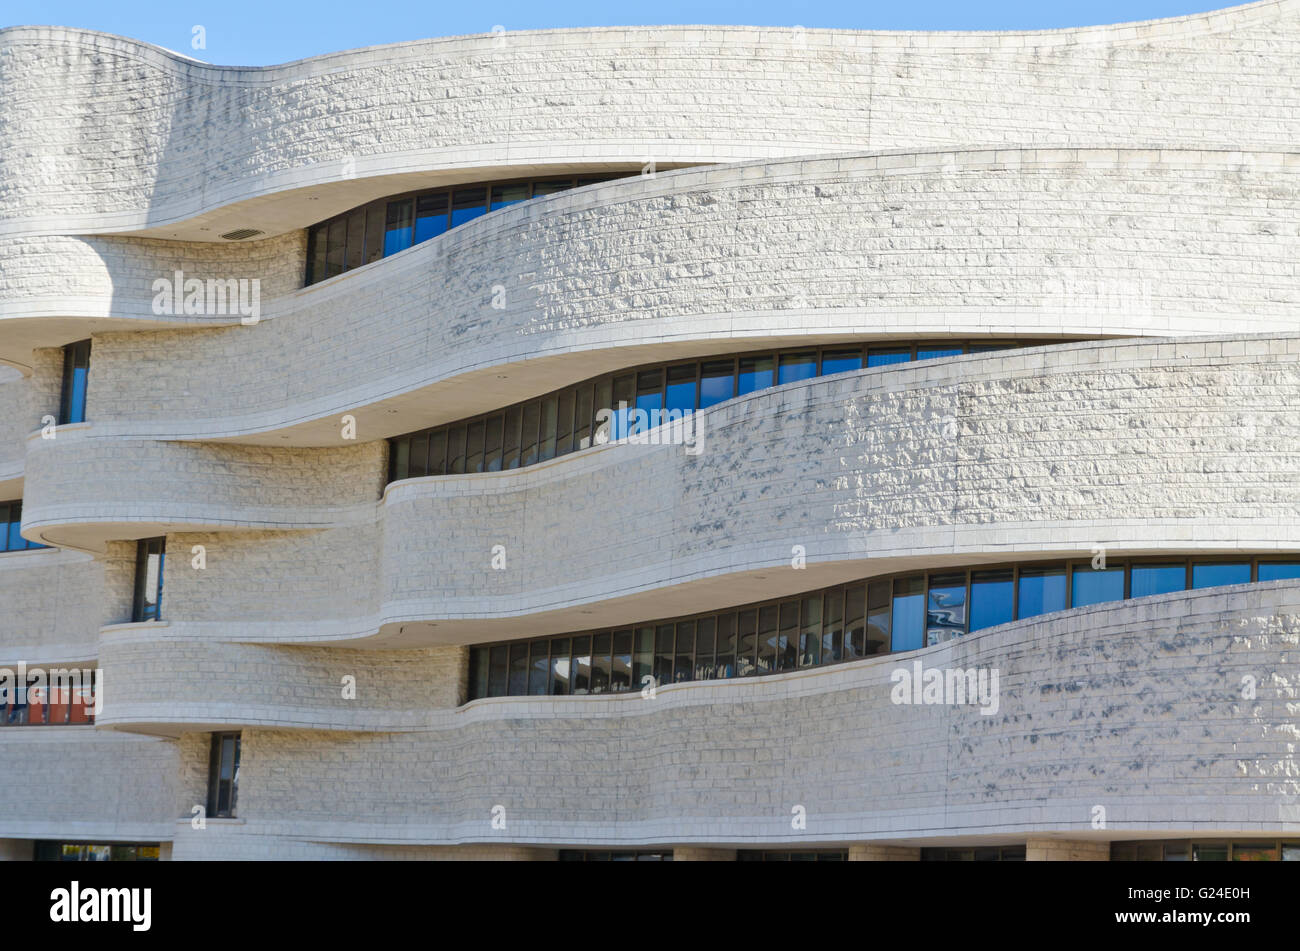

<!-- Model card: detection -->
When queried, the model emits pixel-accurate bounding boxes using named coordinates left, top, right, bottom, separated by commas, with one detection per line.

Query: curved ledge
left=95, top=635, right=465, bottom=735
left=2, top=1, right=1296, bottom=239
left=20, top=427, right=383, bottom=551
left=0, top=232, right=306, bottom=360
left=23, top=335, right=1300, bottom=642
left=0, top=547, right=102, bottom=663
left=0, top=728, right=183, bottom=844
left=28, top=148, right=1300, bottom=446
left=124, top=582, right=1300, bottom=848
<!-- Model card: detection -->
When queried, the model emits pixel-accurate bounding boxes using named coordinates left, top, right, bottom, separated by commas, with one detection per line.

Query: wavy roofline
left=0, top=0, right=1290, bottom=73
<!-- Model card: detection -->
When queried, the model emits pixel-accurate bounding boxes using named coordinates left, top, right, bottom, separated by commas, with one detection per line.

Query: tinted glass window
left=1017, top=565, right=1067, bottom=618
left=1259, top=562, right=1300, bottom=581
left=926, top=573, right=967, bottom=645
left=550, top=638, right=571, bottom=695
left=969, top=569, right=1014, bottom=632
left=891, top=576, right=925, bottom=652
left=344, top=209, right=365, bottom=271
left=820, top=349, right=863, bottom=375
left=843, top=585, right=865, bottom=660
left=736, top=610, right=757, bottom=676
left=777, top=352, right=817, bottom=385
left=528, top=640, right=550, bottom=695
left=865, top=581, right=890, bottom=655
left=490, top=184, right=529, bottom=211
left=664, top=364, right=697, bottom=415
left=383, top=200, right=413, bottom=256
left=1191, top=563, right=1251, bottom=589
left=867, top=348, right=910, bottom=367
left=633, top=627, right=654, bottom=688
left=693, top=619, right=715, bottom=680
left=60, top=340, right=91, bottom=425
left=612, top=630, right=633, bottom=691
left=507, top=643, right=529, bottom=695
left=1071, top=566, right=1125, bottom=607
left=699, top=361, right=736, bottom=407
left=673, top=623, right=694, bottom=682
left=714, top=615, right=736, bottom=679
left=414, top=193, right=449, bottom=243
left=798, top=596, right=821, bottom=667
left=917, top=347, right=962, bottom=360
left=591, top=633, right=612, bottom=693
left=737, top=356, right=774, bottom=395
left=571, top=637, right=591, bottom=694
left=450, top=187, right=487, bottom=227
left=326, top=217, right=347, bottom=276
left=1130, top=563, right=1186, bottom=598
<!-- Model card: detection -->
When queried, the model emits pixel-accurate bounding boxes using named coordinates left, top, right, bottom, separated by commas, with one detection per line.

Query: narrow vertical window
left=132, top=537, right=165, bottom=622
left=59, top=339, right=91, bottom=425
left=206, top=732, right=241, bottom=818
left=414, top=193, right=449, bottom=243
left=384, top=200, right=413, bottom=256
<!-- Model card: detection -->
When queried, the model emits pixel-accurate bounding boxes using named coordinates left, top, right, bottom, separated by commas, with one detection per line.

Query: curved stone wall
left=18, top=335, right=1300, bottom=640
left=8, top=148, right=1297, bottom=444
left=21, top=431, right=383, bottom=550
left=0, top=548, right=104, bottom=663
left=143, top=581, right=1300, bottom=851
left=4, top=1, right=1299, bottom=860
left=2, top=0, right=1299, bottom=237
left=0, top=729, right=189, bottom=843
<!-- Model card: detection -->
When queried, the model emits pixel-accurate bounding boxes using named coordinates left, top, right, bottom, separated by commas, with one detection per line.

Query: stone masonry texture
left=1, top=1, right=1298, bottom=860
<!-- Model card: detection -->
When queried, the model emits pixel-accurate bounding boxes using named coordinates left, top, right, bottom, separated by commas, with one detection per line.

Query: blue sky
left=3, top=0, right=1242, bottom=65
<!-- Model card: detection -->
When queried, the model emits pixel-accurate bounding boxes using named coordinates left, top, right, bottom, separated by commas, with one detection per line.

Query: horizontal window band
left=466, top=556, right=1300, bottom=701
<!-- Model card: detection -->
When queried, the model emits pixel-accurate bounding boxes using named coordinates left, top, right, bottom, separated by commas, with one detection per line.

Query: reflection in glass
left=694, top=618, right=716, bottom=680
left=821, top=590, right=843, bottom=663
left=591, top=633, right=611, bottom=693
left=549, top=638, right=570, bottom=695
left=798, top=596, right=821, bottom=667
left=926, top=573, right=967, bottom=645
left=776, top=602, right=798, bottom=671
left=653, top=625, right=674, bottom=686
left=571, top=636, right=591, bottom=694
left=736, top=610, right=757, bottom=676
left=843, top=584, right=865, bottom=660
left=612, top=630, right=633, bottom=691
left=715, top=615, right=736, bottom=679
